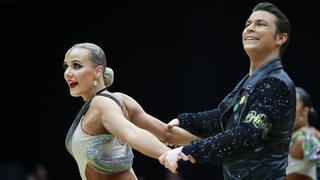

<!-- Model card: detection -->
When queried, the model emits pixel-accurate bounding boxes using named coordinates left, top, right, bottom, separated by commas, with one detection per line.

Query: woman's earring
left=93, top=80, right=97, bottom=86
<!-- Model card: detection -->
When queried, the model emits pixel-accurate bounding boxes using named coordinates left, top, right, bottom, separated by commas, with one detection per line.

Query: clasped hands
left=158, top=118, right=196, bottom=173
left=158, top=146, right=196, bottom=173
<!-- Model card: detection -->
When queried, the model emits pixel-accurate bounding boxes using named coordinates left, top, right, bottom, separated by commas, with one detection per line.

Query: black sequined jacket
left=177, top=58, right=296, bottom=180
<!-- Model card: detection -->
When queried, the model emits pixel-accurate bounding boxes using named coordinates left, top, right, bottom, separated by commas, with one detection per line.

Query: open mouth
left=69, top=82, right=78, bottom=89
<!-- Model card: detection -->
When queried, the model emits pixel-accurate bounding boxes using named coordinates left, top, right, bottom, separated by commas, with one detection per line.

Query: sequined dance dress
left=286, top=129, right=320, bottom=180
left=65, top=93, right=136, bottom=180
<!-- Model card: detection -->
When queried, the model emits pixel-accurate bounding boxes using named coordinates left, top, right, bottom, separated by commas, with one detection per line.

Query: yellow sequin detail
left=239, top=96, right=246, bottom=104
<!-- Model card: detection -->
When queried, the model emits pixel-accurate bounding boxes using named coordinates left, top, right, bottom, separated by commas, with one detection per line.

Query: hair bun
left=104, top=67, right=114, bottom=87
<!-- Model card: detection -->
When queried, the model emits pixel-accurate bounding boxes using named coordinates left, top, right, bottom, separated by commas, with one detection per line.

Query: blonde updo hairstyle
left=68, top=42, right=114, bottom=87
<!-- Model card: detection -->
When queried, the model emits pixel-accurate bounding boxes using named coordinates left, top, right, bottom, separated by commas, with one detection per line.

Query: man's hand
left=167, top=118, right=180, bottom=128
left=159, top=146, right=196, bottom=173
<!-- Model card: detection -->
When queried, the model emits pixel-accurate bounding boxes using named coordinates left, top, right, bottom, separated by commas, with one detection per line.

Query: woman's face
left=293, top=93, right=306, bottom=130
left=63, top=48, right=96, bottom=100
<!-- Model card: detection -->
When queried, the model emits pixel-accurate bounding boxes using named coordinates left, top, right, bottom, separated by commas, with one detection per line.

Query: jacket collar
left=238, top=58, right=283, bottom=91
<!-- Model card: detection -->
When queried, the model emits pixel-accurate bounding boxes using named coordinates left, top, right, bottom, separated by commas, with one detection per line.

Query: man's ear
left=277, top=33, right=288, bottom=45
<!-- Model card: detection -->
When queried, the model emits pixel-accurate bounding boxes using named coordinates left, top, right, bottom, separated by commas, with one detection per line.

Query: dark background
left=1, top=0, right=319, bottom=179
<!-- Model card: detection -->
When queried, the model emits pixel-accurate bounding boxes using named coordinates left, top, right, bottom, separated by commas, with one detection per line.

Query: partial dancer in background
left=159, top=2, right=296, bottom=179
left=286, top=86, right=320, bottom=180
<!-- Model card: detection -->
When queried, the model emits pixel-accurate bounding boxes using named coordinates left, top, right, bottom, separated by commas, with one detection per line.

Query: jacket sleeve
left=178, top=109, right=222, bottom=137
